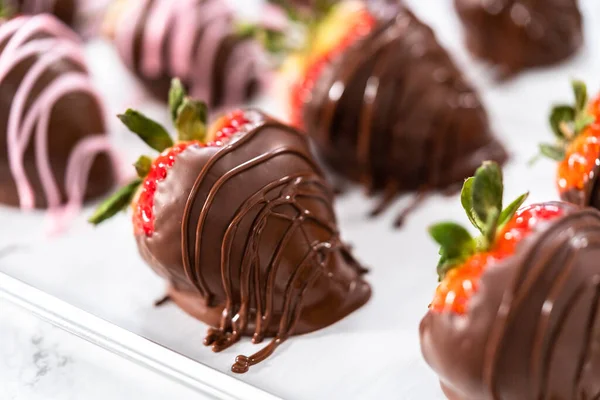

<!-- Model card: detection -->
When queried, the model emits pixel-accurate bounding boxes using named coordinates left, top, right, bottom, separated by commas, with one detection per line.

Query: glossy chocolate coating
left=0, top=16, right=114, bottom=209
left=420, top=202, right=600, bottom=399
left=135, top=112, right=370, bottom=373
left=454, top=0, right=583, bottom=76
left=302, top=7, right=507, bottom=198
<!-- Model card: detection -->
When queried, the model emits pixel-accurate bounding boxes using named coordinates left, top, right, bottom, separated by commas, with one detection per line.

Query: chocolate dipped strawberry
left=90, top=79, right=371, bottom=373
left=284, top=0, right=376, bottom=127
left=454, top=0, right=582, bottom=78
left=0, top=14, right=118, bottom=231
left=420, top=161, right=600, bottom=399
left=104, top=0, right=268, bottom=111
left=275, top=1, right=507, bottom=225
left=537, top=80, right=600, bottom=209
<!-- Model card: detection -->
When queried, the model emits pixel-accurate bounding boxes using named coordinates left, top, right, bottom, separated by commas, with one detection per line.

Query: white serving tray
left=0, top=273, right=275, bottom=400
left=1, top=0, right=599, bottom=398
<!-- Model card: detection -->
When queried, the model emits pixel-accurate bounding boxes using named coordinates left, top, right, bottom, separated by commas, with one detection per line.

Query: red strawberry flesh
left=556, top=95, right=600, bottom=193
left=431, top=204, right=565, bottom=314
left=290, top=10, right=376, bottom=128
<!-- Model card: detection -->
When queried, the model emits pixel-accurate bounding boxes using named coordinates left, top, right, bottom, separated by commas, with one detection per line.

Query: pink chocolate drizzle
left=0, top=15, right=117, bottom=231
left=113, top=0, right=265, bottom=109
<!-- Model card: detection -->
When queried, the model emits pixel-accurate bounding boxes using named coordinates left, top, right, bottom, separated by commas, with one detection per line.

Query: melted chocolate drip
left=153, top=294, right=171, bottom=307
left=420, top=203, right=600, bottom=399
left=454, top=0, right=583, bottom=77
left=302, top=6, right=507, bottom=219
left=135, top=113, right=371, bottom=373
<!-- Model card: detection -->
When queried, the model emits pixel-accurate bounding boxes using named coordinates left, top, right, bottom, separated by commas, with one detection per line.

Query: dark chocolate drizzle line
left=358, top=23, right=409, bottom=193
left=207, top=174, right=335, bottom=351
left=369, top=180, right=399, bottom=217
left=419, top=205, right=600, bottom=399
left=231, top=240, right=326, bottom=373
left=304, top=8, right=506, bottom=223
left=186, top=133, right=322, bottom=299
left=192, top=148, right=315, bottom=297
left=180, top=122, right=321, bottom=300
left=311, top=20, right=393, bottom=162
left=482, top=211, right=600, bottom=398
left=213, top=175, right=307, bottom=347
left=181, top=119, right=359, bottom=373
left=393, top=189, right=428, bottom=228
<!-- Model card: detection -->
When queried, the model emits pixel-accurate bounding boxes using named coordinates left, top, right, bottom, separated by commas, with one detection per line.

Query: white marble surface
left=1, top=0, right=600, bottom=399
left=0, top=298, right=207, bottom=400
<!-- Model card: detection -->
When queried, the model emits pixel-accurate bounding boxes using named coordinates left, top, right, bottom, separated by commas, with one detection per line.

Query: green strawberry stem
left=429, top=161, right=529, bottom=280
left=90, top=79, right=209, bottom=226
left=236, top=22, right=291, bottom=58
left=134, top=155, right=152, bottom=178
left=169, top=78, right=208, bottom=142
left=117, top=110, right=173, bottom=152
left=537, top=80, right=595, bottom=163
left=264, top=0, right=344, bottom=59
left=117, top=79, right=208, bottom=151
left=174, top=98, right=208, bottom=142
left=267, top=0, right=339, bottom=23
left=88, top=179, right=142, bottom=225
left=168, top=78, right=186, bottom=122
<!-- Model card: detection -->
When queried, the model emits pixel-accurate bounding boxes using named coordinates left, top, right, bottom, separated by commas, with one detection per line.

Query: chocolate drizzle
left=301, top=6, right=507, bottom=217
left=0, top=15, right=116, bottom=220
left=135, top=112, right=370, bottom=373
left=454, top=0, right=583, bottom=77
left=420, top=203, right=600, bottom=399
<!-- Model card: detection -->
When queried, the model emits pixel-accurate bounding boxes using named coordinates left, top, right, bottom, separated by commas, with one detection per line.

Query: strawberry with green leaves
left=88, top=77, right=372, bottom=374
left=275, top=0, right=376, bottom=127
left=537, top=80, right=600, bottom=206
left=429, top=161, right=565, bottom=314
left=89, top=78, right=258, bottom=235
